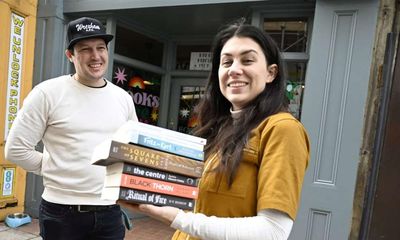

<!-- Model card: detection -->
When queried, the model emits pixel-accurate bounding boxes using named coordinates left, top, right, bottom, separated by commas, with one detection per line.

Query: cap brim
left=67, top=34, right=114, bottom=49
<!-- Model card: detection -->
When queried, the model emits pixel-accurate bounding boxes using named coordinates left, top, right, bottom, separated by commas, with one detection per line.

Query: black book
left=102, top=187, right=195, bottom=210
left=106, top=162, right=199, bottom=187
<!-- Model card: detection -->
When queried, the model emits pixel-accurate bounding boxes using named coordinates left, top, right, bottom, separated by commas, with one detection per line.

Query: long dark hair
left=193, top=21, right=288, bottom=186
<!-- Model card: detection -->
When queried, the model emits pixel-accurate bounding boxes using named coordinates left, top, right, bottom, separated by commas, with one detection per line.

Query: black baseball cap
left=67, top=17, right=114, bottom=50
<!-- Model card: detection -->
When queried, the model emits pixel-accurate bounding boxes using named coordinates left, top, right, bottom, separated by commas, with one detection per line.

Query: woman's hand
left=118, top=201, right=180, bottom=225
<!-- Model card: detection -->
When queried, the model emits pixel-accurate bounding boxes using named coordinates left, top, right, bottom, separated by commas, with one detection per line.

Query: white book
left=119, top=120, right=206, bottom=145
left=113, top=121, right=205, bottom=150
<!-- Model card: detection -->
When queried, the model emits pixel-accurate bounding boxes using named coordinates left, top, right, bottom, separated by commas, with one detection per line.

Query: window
left=286, top=62, right=306, bottom=119
left=176, top=45, right=210, bottom=70
left=177, top=86, right=205, bottom=134
left=264, top=19, right=308, bottom=52
left=112, top=61, right=162, bottom=125
left=115, top=26, right=164, bottom=66
left=264, top=18, right=309, bottom=120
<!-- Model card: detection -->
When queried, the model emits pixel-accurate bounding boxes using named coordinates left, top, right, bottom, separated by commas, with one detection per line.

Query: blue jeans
left=39, top=199, right=125, bottom=240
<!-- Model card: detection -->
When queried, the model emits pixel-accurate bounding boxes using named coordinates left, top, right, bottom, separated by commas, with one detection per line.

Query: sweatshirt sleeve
left=4, top=87, right=48, bottom=174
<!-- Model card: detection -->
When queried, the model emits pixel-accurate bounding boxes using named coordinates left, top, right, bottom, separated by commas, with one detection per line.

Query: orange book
left=105, top=173, right=199, bottom=199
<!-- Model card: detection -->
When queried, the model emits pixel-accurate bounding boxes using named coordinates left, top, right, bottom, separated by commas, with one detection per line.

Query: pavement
left=0, top=216, right=175, bottom=240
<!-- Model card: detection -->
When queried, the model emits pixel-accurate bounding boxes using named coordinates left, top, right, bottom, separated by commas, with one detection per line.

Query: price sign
left=189, top=52, right=212, bottom=71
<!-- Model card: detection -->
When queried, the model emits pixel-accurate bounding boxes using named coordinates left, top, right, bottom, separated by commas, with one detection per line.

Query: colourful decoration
left=129, top=75, right=146, bottom=89
left=151, top=109, right=158, bottom=121
left=180, top=109, right=190, bottom=118
left=113, top=62, right=161, bottom=125
left=114, top=67, right=127, bottom=85
left=187, top=115, right=198, bottom=128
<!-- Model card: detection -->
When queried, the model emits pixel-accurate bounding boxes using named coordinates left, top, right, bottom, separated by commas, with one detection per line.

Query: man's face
left=66, top=38, right=108, bottom=87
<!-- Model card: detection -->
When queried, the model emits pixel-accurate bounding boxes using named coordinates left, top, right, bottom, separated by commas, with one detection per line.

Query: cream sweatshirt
left=5, top=75, right=137, bottom=205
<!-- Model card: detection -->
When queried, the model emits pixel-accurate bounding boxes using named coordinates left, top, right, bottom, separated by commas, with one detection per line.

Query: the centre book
left=92, top=120, right=206, bottom=210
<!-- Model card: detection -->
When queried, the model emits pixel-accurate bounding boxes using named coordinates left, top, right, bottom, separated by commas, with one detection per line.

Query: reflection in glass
left=264, top=19, right=308, bottom=52
left=285, top=62, right=307, bottom=119
left=115, top=26, right=164, bottom=66
left=177, top=86, right=205, bottom=134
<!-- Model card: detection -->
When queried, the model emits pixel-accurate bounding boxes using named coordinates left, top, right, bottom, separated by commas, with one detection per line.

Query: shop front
left=0, top=0, right=37, bottom=220
left=13, top=0, right=394, bottom=239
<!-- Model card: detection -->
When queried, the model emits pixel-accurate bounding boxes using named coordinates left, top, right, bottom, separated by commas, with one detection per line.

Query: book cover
left=102, top=187, right=195, bottom=210
left=92, top=140, right=204, bottom=178
left=105, top=173, right=199, bottom=199
left=106, top=162, right=199, bottom=187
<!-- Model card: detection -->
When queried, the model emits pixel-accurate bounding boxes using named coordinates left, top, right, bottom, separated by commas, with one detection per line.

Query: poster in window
left=112, top=62, right=161, bottom=125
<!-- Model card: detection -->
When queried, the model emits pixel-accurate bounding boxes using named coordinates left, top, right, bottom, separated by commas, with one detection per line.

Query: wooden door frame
left=359, top=31, right=400, bottom=240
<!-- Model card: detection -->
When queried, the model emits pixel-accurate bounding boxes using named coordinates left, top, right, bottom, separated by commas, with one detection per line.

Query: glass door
left=168, top=78, right=206, bottom=134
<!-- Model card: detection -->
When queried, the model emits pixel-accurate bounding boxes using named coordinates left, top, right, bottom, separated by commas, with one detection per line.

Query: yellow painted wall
left=0, top=0, right=37, bottom=220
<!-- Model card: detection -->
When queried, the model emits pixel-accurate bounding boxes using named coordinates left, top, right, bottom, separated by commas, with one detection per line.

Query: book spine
left=114, top=187, right=195, bottom=210
left=115, top=163, right=199, bottom=187
left=113, top=174, right=198, bottom=199
left=109, top=141, right=204, bottom=178
left=136, top=135, right=204, bottom=161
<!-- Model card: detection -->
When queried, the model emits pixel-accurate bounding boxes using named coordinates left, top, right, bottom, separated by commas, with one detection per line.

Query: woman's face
left=218, top=36, right=277, bottom=110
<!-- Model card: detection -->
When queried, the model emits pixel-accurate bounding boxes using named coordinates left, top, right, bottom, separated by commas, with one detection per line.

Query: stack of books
left=91, top=121, right=206, bottom=210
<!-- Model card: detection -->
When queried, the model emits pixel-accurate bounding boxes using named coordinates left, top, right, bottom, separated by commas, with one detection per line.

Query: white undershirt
left=171, top=209, right=293, bottom=240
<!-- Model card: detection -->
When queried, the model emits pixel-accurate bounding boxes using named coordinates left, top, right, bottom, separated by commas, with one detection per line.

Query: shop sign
left=189, top=52, right=212, bottom=71
left=4, top=13, right=25, bottom=140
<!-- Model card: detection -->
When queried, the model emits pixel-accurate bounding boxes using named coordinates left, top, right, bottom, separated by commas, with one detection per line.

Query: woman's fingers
left=117, top=201, right=180, bottom=225
left=138, top=204, right=180, bottom=225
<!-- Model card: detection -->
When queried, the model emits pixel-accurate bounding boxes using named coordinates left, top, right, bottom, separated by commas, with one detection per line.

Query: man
left=5, top=17, right=137, bottom=239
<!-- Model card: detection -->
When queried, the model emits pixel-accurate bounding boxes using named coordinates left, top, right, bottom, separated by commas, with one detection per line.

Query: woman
left=121, top=21, right=310, bottom=240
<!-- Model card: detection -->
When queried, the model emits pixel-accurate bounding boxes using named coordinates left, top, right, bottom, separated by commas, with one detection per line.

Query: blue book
left=133, top=135, right=204, bottom=161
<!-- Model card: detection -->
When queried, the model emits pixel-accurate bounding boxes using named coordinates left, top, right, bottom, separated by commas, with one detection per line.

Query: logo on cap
left=76, top=23, right=101, bottom=32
